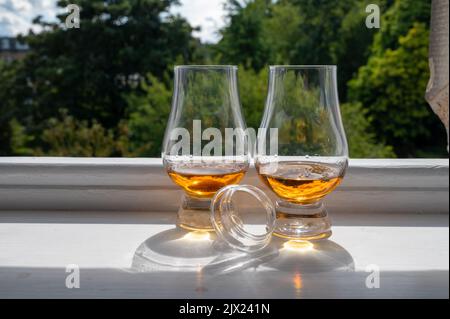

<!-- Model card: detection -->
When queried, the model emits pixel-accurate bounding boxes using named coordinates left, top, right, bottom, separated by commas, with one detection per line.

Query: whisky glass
left=256, top=66, right=348, bottom=240
left=162, top=66, right=250, bottom=231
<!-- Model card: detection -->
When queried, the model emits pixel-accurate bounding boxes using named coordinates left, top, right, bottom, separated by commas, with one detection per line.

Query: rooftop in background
left=0, top=37, right=29, bottom=63
left=0, top=37, right=29, bottom=51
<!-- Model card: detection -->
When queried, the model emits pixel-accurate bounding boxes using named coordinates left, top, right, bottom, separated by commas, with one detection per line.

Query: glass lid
left=211, top=184, right=276, bottom=253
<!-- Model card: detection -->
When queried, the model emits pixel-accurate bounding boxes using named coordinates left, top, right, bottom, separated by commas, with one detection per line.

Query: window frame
left=0, top=157, right=448, bottom=214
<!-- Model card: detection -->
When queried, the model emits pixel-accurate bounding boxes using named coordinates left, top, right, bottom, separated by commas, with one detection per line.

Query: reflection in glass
left=256, top=66, right=349, bottom=240
left=162, top=66, right=250, bottom=231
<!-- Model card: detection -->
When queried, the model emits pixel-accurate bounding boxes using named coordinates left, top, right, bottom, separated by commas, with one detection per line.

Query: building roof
left=0, top=37, right=29, bottom=52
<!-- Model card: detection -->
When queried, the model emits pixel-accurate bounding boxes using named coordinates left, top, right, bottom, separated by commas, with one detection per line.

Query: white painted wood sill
left=0, top=158, right=448, bottom=298
left=0, top=158, right=448, bottom=213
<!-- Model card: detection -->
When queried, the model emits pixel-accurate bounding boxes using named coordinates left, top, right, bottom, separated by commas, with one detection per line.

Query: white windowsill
left=0, top=157, right=448, bottom=213
left=0, top=158, right=448, bottom=298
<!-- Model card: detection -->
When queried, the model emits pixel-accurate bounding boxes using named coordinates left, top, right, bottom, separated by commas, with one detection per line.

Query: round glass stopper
left=210, top=184, right=276, bottom=253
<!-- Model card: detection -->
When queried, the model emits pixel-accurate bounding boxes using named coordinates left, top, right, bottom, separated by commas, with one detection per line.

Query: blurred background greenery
left=0, top=0, right=447, bottom=158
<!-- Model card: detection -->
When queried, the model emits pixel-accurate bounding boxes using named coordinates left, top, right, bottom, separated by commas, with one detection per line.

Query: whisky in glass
left=162, top=66, right=250, bottom=231
left=256, top=66, right=349, bottom=240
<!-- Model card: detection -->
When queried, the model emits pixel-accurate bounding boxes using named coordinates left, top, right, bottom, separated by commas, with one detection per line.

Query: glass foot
left=177, top=195, right=214, bottom=231
left=273, top=201, right=332, bottom=241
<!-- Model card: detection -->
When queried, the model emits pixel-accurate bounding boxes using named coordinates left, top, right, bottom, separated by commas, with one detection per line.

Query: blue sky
left=0, top=0, right=227, bottom=43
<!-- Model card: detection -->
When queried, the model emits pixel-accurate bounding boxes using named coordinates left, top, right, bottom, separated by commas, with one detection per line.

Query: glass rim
left=211, top=184, right=276, bottom=253
left=270, top=65, right=337, bottom=70
left=175, top=65, right=238, bottom=71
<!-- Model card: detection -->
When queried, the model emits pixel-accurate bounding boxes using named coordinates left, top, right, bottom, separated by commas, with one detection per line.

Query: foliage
left=341, top=103, right=395, bottom=158
left=125, top=75, right=173, bottom=157
left=32, top=109, right=136, bottom=157
left=9, top=119, right=34, bottom=156
left=372, top=0, right=431, bottom=53
left=349, top=21, right=447, bottom=157
left=238, top=67, right=395, bottom=158
left=0, top=0, right=197, bottom=153
left=216, top=0, right=272, bottom=71
left=98, top=67, right=394, bottom=158
left=218, top=0, right=384, bottom=99
left=0, top=0, right=446, bottom=158
left=0, top=60, right=25, bottom=155
left=238, top=67, right=268, bottom=129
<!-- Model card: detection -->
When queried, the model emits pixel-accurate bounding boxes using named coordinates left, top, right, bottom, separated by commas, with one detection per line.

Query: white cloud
left=7, top=0, right=32, bottom=12
left=0, top=0, right=58, bottom=36
left=172, top=0, right=227, bottom=43
left=0, top=10, right=32, bottom=36
left=0, top=0, right=227, bottom=42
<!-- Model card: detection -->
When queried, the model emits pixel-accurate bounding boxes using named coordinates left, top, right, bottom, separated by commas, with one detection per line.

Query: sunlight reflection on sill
left=182, top=230, right=212, bottom=241
left=282, top=240, right=314, bottom=252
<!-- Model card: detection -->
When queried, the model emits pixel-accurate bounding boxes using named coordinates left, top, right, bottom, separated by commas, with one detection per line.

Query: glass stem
left=274, top=200, right=332, bottom=240
left=177, top=194, right=214, bottom=231
left=275, top=200, right=327, bottom=218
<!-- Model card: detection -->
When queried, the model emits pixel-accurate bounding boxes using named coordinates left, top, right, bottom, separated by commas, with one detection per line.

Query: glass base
left=177, top=195, right=214, bottom=231
left=273, top=201, right=332, bottom=241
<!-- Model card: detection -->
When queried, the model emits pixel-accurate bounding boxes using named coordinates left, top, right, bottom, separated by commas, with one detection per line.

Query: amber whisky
left=167, top=162, right=247, bottom=198
left=257, top=161, right=345, bottom=204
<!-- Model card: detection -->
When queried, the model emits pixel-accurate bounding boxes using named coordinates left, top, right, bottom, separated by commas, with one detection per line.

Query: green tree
left=332, top=0, right=391, bottom=100
left=9, top=119, right=34, bottom=156
left=238, top=67, right=394, bottom=158
left=0, top=0, right=197, bottom=155
left=238, top=67, right=268, bottom=129
left=216, top=0, right=272, bottom=71
left=372, top=0, right=431, bottom=53
left=341, top=103, right=395, bottom=158
left=2, top=0, right=440, bottom=158
left=268, top=0, right=363, bottom=64
left=122, top=67, right=393, bottom=158
left=218, top=0, right=388, bottom=99
left=0, top=60, right=20, bottom=155
left=32, top=109, right=135, bottom=157
left=349, top=21, right=447, bottom=157
left=125, top=75, right=173, bottom=156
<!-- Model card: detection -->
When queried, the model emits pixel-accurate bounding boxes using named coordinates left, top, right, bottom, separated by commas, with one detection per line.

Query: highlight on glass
left=162, top=65, right=250, bottom=231
left=256, top=65, right=349, bottom=240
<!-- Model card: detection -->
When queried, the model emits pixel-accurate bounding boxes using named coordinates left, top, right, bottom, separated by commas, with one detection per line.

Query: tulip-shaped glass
left=256, top=66, right=349, bottom=240
left=162, top=66, right=250, bottom=231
